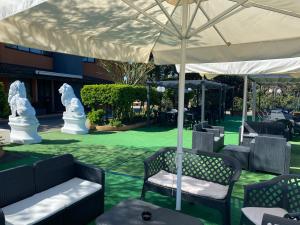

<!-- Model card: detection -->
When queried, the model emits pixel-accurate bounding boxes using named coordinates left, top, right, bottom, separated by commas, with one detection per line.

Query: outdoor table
left=223, top=145, right=250, bottom=169
left=95, top=199, right=204, bottom=225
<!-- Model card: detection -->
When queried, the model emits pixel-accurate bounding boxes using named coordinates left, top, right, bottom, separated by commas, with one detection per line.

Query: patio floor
left=1, top=116, right=299, bottom=225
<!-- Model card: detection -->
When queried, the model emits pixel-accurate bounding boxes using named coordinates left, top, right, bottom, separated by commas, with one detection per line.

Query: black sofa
left=0, top=154, right=105, bottom=225
left=239, top=121, right=291, bottom=146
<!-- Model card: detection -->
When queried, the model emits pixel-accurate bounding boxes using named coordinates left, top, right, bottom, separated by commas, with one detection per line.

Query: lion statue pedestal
left=8, top=81, right=41, bottom=144
left=59, top=83, right=88, bottom=135
left=9, top=116, right=41, bottom=144
left=61, top=113, right=88, bottom=134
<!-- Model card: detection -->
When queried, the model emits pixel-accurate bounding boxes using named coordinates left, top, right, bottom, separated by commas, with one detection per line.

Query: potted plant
left=231, top=97, right=243, bottom=116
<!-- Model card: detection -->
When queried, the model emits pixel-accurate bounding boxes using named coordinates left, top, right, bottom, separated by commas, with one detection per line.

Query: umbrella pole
left=201, top=82, right=205, bottom=122
left=240, top=75, right=248, bottom=143
left=176, top=2, right=188, bottom=211
left=252, top=82, right=256, bottom=122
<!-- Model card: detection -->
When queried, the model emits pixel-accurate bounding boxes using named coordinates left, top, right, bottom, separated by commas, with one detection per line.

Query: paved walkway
left=0, top=114, right=63, bottom=143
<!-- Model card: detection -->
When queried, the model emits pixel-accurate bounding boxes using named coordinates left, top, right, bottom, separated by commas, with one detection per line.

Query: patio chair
left=240, top=174, right=300, bottom=225
left=192, top=122, right=224, bottom=152
left=249, top=135, right=291, bottom=174
left=141, top=147, right=241, bottom=225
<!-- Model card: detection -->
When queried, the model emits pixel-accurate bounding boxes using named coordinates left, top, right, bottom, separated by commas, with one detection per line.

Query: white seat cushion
left=242, top=207, right=288, bottom=225
left=147, top=170, right=229, bottom=200
left=3, top=178, right=102, bottom=225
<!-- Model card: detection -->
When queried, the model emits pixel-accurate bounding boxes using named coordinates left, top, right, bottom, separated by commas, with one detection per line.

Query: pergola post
left=223, top=87, right=227, bottom=120
left=146, top=81, right=151, bottom=126
left=240, top=75, right=248, bottom=143
left=201, top=82, right=205, bottom=122
left=218, top=86, right=222, bottom=122
left=251, top=82, right=257, bottom=122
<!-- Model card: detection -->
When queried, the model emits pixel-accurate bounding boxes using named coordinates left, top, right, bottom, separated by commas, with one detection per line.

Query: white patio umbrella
left=2, top=0, right=300, bottom=210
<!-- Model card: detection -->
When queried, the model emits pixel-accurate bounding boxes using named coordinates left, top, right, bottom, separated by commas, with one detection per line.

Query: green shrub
left=81, top=84, right=159, bottom=121
left=0, top=83, right=9, bottom=118
left=88, top=109, right=105, bottom=125
left=109, top=119, right=122, bottom=127
left=232, top=96, right=243, bottom=111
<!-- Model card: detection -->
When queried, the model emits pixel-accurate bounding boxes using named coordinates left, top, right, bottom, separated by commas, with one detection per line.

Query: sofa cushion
left=3, top=178, right=102, bottom=225
left=242, top=207, right=288, bottom=225
left=0, top=166, right=35, bottom=208
left=35, top=154, right=75, bottom=192
left=148, top=170, right=228, bottom=199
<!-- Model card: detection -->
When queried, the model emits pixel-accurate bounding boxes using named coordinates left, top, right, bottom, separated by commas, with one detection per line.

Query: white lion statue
left=8, top=81, right=36, bottom=118
left=59, top=83, right=85, bottom=118
left=7, top=80, right=41, bottom=144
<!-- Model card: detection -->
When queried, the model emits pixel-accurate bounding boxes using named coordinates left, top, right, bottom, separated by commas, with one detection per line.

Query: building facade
left=0, top=43, right=112, bottom=115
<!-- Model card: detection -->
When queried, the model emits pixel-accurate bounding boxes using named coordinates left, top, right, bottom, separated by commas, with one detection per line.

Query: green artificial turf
left=1, top=116, right=299, bottom=225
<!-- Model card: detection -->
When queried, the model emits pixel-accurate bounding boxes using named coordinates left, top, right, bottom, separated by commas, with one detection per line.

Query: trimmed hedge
left=0, top=82, right=9, bottom=118
left=81, top=84, right=159, bottom=121
left=87, top=109, right=105, bottom=125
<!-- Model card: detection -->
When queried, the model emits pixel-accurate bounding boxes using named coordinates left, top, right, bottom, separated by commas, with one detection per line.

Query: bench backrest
left=0, top=165, right=35, bottom=207
left=162, top=148, right=240, bottom=186
left=35, top=154, right=75, bottom=193
left=244, top=175, right=300, bottom=211
left=245, top=121, right=286, bottom=135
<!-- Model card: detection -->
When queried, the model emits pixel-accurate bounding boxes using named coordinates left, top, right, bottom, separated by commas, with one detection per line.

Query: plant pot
left=61, top=113, right=88, bottom=135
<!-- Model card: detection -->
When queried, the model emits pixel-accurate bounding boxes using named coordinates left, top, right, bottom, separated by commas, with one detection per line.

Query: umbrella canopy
left=179, top=57, right=300, bottom=143
left=181, top=57, right=300, bottom=77
left=1, top=0, right=300, bottom=64
left=2, top=0, right=300, bottom=211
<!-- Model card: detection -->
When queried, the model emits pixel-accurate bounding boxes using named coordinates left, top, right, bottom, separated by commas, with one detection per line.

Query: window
left=5, top=44, right=50, bottom=56
left=82, top=57, right=95, bottom=63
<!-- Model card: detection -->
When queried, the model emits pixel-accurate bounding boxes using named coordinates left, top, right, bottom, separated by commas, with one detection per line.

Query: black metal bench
left=241, top=174, right=300, bottom=225
left=141, top=147, right=241, bottom=225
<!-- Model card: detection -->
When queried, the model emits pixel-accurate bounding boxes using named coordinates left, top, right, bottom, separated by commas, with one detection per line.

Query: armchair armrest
left=144, top=149, right=166, bottom=180
left=263, top=214, right=300, bottom=225
left=0, top=208, right=4, bottom=225
left=211, top=126, right=224, bottom=134
left=75, top=161, right=105, bottom=187
left=204, top=128, right=220, bottom=137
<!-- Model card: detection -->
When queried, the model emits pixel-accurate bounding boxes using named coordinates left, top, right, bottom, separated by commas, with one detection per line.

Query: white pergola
left=157, top=79, right=231, bottom=122
left=180, top=57, right=300, bottom=142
